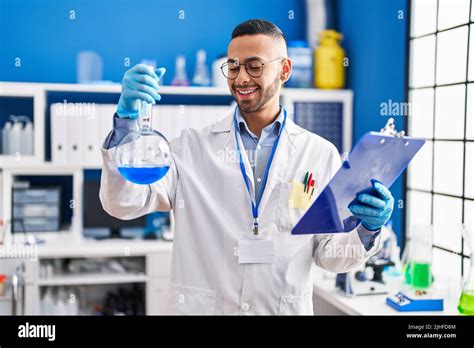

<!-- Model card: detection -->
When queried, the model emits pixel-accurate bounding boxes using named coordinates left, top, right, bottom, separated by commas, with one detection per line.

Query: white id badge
left=238, top=239, right=275, bottom=264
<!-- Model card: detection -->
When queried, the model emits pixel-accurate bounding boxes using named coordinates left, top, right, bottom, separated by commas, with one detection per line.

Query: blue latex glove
left=348, top=179, right=394, bottom=231
left=117, top=64, right=166, bottom=119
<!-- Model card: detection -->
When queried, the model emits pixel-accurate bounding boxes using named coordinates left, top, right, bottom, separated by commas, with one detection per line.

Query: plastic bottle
left=56, top=287, right=68, bottom=315
left=314, top=30, right=345, bottom=89
left=287, top=41, right=313, bottom=88
left=172, top=55, right=190, bottom=86
left=41, top=288, right=55, bottom=315
left=2, top=121, right=12, bottom=155
left=192, top=50, right=211, bottom=86
left=17, top=116, right=34, bottom=156
left=9, top=118, right=22, bottom=155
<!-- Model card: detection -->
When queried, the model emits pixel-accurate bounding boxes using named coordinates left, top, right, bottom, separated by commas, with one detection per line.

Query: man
left=100, top=19, right=394, bottom=314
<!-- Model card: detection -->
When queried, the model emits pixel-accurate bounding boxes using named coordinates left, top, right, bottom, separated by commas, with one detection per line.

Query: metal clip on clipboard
left=379, top=117, right=405, bottom=138
left=292, top=118, right=426, bottom=235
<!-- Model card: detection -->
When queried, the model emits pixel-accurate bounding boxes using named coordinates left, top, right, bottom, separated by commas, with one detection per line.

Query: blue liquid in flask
left=118, top=165, right=170, bottom=185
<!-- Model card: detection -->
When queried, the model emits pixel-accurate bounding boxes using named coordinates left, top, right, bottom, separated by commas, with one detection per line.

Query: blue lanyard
left=233, top=106, right=287, bottom=235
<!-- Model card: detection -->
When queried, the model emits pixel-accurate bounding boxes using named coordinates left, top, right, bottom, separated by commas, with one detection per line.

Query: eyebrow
left=227, top=56, right=263, bottom=63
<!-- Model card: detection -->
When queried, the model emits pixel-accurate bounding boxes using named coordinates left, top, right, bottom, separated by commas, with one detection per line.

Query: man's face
left=226, top=34, right=288, bottom=113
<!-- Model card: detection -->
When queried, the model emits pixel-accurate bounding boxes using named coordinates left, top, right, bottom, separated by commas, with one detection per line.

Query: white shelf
left=36, top=238, right=173, bottom=258
left=38, top=272, right=148, bottom=286
left=0, top=162, right=84, bottom=172
left=0, top=155, right=41, bottom=167
left=0, top=81, right=232, bottom=96
left=0, top=81, right=353, bottom=96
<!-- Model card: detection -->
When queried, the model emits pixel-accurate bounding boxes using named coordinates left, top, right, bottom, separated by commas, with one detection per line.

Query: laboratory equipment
left=458, top=224, right=474, bottom=315
left=381, top=221, right=404, bottom=276
left=115, top=100, right=172, bottom=185
left=2, top=120, right=12, bottom=154
left=212, top=54, right=228, bottom=87
left=401, top=237, right=412, bottom=285
left=76, top=50, right=103, bottom=83
left=172, top=55, right=190, bottom=86
left=83, top=180, right=146, bottom=239
left=9, top=116, right=22, bottom=155
left=286, top=41, right=313, bottom=88
left=336, top=267, right=390, bottom=297
left=336, top=224, right=399, bottom=297
left=408, top=225, right=433, bottom=290
left=102, top=284, right=145, bottom=316
left=11, top=264, right=25, bottom=315
left=314, top=29, right=345, bottom=89
left=192, top=49, right=211, bottom=86
left=17, top=116, right=33, bottom=155
left=386, top=291, right=443, bottom=312
left=1, top=115, right=34, bottom=155
left=12, top=186, right=61, bottom=233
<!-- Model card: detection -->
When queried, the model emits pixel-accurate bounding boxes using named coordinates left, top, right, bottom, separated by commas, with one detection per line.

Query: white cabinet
left=0, top=240, right=172, bottom=315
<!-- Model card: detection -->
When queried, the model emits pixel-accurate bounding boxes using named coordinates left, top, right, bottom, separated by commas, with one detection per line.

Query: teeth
left=237, top=87, right=258, bottom=95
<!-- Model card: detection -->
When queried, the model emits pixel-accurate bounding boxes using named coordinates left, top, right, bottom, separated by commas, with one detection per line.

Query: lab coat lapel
left=257, top=119, right=299, bottom=216
left=235, top=130, right=256, bottom=198
left=211, top=114, right=255, bottom=200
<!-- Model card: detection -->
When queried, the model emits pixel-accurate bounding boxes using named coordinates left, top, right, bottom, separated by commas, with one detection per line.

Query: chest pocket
left=275, top=178, right=317, bottom=233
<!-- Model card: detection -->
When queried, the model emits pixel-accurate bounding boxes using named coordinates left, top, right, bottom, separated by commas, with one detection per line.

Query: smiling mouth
left=235, top=86, right=259, bottom=97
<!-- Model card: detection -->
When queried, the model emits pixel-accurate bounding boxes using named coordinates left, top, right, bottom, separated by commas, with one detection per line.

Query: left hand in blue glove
left=348, top=179, right=394, bottom=231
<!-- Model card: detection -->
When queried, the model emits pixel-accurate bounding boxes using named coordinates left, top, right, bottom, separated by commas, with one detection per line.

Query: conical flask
left=458, top=224, right=474, bottom=315
left=115, top=100, right=172, bottom=185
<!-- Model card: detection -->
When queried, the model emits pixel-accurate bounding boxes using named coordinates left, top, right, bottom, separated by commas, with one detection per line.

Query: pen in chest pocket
left=306, top=173, right=313, bottom=193
left=303, top=172, right=309, bottom=192
left=303, top=171, right=316, bottom=196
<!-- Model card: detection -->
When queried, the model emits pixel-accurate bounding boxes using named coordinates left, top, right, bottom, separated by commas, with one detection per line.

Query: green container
left=410, top=262, right=432, bottom=289
left=458, top=290, right=474, bottom=315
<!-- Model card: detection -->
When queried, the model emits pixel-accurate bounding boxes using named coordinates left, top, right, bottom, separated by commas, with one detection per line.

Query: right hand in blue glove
left=117, top=64, right=166, bottom=119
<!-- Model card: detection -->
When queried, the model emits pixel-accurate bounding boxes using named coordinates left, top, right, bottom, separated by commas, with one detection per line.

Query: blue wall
left=337, top=0, right=409, bottom=244
left=0, top=0, right=305, bottom=84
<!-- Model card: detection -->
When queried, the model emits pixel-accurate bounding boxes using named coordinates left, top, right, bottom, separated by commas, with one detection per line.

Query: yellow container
left=314, top=30, right=345, bottom=89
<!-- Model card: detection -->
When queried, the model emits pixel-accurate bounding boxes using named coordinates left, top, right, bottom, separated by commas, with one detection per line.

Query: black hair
left=231, top=19, right=287, bottom=46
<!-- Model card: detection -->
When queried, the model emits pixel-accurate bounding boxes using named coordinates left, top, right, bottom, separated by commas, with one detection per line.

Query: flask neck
left=138, top=101, right=153, bottom=132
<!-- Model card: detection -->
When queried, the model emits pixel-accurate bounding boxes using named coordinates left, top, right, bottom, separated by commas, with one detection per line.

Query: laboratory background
left=0, top=0, right=473, bottom=316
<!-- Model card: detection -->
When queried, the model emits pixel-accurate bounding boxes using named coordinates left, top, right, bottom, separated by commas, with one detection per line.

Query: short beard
left=237, top=75, right=280, bottom=114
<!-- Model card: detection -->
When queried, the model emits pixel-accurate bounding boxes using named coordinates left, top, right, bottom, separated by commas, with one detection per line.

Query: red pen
left=306, top=173, right=313, bottom=193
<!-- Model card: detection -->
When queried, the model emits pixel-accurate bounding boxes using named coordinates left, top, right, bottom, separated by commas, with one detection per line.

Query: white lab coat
left=100, top=112, right=381, bottom=315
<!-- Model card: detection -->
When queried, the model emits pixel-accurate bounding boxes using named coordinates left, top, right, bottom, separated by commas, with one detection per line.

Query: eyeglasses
left=220, top=57, right=283, bottom=80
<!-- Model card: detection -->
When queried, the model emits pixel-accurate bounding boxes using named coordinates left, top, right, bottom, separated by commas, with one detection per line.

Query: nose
left=235, top=65, right=251, bottom=85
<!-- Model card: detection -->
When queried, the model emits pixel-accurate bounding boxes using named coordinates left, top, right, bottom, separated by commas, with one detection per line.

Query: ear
left=280, top=58, right=292, bottom=84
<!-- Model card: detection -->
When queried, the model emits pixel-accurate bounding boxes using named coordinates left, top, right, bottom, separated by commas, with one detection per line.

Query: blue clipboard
left=291, top=132, right=426, bottom=234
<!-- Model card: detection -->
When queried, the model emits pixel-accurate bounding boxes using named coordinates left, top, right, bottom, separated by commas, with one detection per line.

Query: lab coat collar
left=236, top=107, right=284, bottom=140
